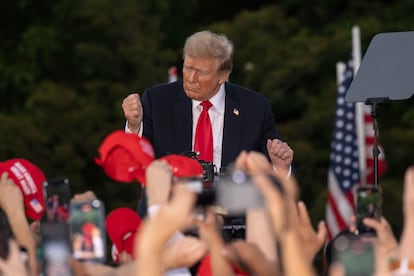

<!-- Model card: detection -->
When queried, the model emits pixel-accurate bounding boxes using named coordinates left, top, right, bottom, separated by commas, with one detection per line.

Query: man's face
left=182, top=55, right=230, bottom=101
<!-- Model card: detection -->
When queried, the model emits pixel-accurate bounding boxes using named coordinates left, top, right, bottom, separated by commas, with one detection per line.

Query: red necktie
left=194, top=100, right=213, bottom=162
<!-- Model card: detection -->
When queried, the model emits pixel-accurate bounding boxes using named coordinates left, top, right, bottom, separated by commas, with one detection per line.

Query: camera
left=181, top=153, right=266, bottom=242
left=215, top=168, right=264, bottom=216
left=215, top=168, right=266, bottom=242
left=182, top=151, right=216, bottom=185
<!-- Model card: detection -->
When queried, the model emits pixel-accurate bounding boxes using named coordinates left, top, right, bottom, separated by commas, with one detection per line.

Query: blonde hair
left=183, top=30, right=233, bottom=72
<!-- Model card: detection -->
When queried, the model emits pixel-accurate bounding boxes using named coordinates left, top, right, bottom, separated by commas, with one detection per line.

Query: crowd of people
left=1, top=29, right=413, bottom=276
left=1, top=151, right=414, bottom=275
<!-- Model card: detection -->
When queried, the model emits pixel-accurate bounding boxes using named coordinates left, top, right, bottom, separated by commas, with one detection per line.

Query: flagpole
left=352, top=25, right=366, bottom=186
left=336, top=62, right=346, bottom=85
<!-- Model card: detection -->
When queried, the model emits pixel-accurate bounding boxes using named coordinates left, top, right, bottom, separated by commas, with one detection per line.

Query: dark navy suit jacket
left=137, top=80, right=279, bottom=217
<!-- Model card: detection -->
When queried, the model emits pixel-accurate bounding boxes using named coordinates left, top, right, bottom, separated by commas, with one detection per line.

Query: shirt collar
left=192, top=83, right=226, bottom=114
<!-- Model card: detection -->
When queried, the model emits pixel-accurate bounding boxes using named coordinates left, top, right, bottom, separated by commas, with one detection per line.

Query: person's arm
left=362, top=217, right=398, bottom=276
left=234, top=151, right=280, bottom=263
left=135, top=185, right=196, bottom=276
left=398, top=166, right=414, bottom=261
left=379, top=167, right=414, bottom=274
left=362, top=217, right=398, bottom=253
left=0, top=239, right=29, bottom=276
left=253, top=173, right=316, bottom=276
left=246, top=209, right=278, bottom=262
left=348, top=214, right=398, bottom=272
left=78, top=237, right=206, bottom=276
left=145, top=160, right=172, bottom=208
left=275, top=206, right=317, bottom=276
left=161, top=236, right=207, bottom=271
left=294, top=201, right=327, bottom=264
left=197, top=209, right=234, bottom=276
left=146, top=160, right=199, bottom=276
left=0, top=173, right=37, bottom=276
left=222, top=240, right=278, bottom=276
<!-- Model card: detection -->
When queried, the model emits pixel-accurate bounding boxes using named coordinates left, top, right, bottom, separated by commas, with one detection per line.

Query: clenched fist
left=266, top=139, right=294, bottom=174
left=122, top=93, right=143, bottom=134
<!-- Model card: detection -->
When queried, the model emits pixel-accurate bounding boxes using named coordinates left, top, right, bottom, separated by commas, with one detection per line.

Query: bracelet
left=389, top=257, right=414, bottom=274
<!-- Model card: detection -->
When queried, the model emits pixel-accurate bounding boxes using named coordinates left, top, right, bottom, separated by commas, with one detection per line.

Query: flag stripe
left=326, top=205, right=339, bottom=240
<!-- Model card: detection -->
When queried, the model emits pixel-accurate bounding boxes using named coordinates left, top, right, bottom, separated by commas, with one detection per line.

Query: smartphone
left=333, top=233, right=375, bottom=276
left=69, top=199, right=106, bottom=263
left=44, top=178, right=71, bottom=223
left=215, top=169, right=264, bottom=216
left=355, top=185, right=382, bottom=235
left=40, top=222, right=72, bottom=276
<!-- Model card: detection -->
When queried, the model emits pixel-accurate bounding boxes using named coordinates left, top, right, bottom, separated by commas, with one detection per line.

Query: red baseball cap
left=105, top=207, right=141, bottom=262
left=197, top=254, right=248, bottom=276
left=160, top=154, right=204, bottom=178
left=0, top=159, right=46, bottom=220
left=95, top=131, right=154, bottom=185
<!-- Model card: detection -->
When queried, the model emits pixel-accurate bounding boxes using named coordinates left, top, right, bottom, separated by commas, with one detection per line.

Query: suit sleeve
left=141, top=88, right=154, bottom=144
left=260, top=99, right=279, bottom=156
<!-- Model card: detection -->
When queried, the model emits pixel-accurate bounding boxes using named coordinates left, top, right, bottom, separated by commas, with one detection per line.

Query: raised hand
left=145, top=159, right=173, bottom=207
left=122, top=93, right=143, bottom=134
left=266, top=139, right=294, bottom=174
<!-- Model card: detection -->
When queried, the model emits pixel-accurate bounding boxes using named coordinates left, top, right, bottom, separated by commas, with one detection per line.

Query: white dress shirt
left=191, top=84, right=225, bottom=171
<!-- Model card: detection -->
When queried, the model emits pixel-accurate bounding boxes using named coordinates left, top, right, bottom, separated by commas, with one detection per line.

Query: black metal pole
left=365, top=97, right=388, bottom=188
left=371, top=102, right=380, bottom=187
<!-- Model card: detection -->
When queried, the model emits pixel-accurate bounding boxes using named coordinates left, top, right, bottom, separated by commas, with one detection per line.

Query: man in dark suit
left=122, top=30, right=294, bottom=218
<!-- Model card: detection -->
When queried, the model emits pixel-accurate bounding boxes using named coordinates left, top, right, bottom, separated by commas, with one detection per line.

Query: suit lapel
left=222, top=83, right=242, bottom=168
left=173, top=88, right=193, bottom=154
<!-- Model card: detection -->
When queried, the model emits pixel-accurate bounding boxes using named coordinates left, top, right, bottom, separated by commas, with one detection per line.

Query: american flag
left=325, top=55, right=386, bottom=240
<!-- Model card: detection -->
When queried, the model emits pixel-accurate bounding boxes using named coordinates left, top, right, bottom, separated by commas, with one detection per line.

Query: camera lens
left=92, top=200, right=101, bottom=208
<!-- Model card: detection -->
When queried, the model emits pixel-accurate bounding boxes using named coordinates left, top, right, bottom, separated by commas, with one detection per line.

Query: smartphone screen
left=333, top=234, right=375, bottom=276
left=44, top=178, right=71, bottom=223
left=69, top=200, right=106, bottom=263
left=356, top=185, right=382, bottom=235
left=41, top=222, right=72, bottom=276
